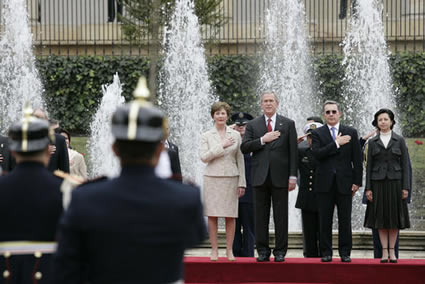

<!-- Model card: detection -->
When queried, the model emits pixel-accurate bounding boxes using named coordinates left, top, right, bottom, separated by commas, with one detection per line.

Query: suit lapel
left=373, top=134, right=386, bottom=149
left=270, top=115, right=284, bottom=148
left=323, top=124, right=334, bottom=143
left=274, top=115, right=284, bottom=132
left=257, top=116, right=268, bottom=135
left=387, top=132, right=397, bottom=149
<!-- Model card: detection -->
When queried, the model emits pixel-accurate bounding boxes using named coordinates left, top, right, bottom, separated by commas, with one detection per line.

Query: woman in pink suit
left=200, top=102, right=246, bottom=261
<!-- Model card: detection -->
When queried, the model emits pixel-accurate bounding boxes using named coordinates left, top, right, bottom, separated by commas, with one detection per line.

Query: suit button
left=309, top=182, right=313, bottom=185
left=310, top=170, right=313, bottom=173
left=309, top=188, right=312, bottom=191
left=309, top=176, right=313, bottom=179
left=34, top=251, right=42, bottom=258
left=3, top=270, right=10, bottom=279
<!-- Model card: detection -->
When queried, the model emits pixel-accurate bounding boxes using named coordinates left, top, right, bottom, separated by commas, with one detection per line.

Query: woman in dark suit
left=364, top=108, right=410, bottom=263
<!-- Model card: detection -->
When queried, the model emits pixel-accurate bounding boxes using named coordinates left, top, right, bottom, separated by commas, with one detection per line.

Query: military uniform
left=0, top=135, right=15, bottom=173
left=53, top=78, right=206, bottom=284
left=295, top=122, right=322, bottom=257
left=0, top=106, right=63, bottom=284
left=231, top=112, right=255, bottom=257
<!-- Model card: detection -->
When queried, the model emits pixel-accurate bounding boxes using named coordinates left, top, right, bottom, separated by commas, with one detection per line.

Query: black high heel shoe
left=389, top=248, right=397, bottom=263
left=380, top=247, right=388, bottom=263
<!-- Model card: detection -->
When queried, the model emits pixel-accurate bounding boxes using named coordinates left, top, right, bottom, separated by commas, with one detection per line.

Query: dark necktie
left=267, top=118, right=272, bottom=132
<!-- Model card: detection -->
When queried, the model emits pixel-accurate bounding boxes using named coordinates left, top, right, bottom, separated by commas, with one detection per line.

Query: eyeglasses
left=325, top=110, right=338, bottom=115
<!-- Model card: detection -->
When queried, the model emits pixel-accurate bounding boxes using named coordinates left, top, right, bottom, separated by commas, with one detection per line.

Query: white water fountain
left=0, top=0, right=44, bottom=133
left=88, top=73, right=125, bottom=178
left=342, top=0, right=398, bottom=231
left=158, top=0, right=217, bottom=187
left=342, top=0, right=397, bottom=134
left=261, top=0, right=318, bottom=231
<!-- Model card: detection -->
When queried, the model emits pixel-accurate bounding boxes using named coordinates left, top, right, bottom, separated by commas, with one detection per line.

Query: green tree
left=118, top=0, right=225, bottom=100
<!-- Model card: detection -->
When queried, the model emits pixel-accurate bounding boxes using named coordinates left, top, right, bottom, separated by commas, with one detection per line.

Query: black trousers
left=317, top=175, right=352, bottom=257
left=233, top=203, right=255, bottom=257
left=254, top=172, right=288, bottom=256
left=301, top=209, right=321, bottom=257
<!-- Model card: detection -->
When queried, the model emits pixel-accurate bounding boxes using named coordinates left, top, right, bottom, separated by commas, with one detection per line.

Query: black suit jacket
left=295, top=142, right=318, bottom=212
left=0, top=162, right=63, bottom=284
left=365, top=132, right=409, bottom=190
left=241, top=114, right=297, bottom=188
left=53, top=165, right=206, bottom=284
left=168, top=141, right=182, bottom=181
left=311, top=124, right=362, bottom=194
left=0, top=135, right=15, bottom=173
left=48, top=134, right=70, bottom=173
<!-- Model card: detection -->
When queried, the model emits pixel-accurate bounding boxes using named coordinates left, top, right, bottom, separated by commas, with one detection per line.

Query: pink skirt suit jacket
left=200, top=126, right=246, bottom=217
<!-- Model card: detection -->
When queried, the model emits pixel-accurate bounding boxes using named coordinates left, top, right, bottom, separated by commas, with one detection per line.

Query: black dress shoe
left=389, top=258, right=398, bottom=263
left=256, top=254, right=270, bottom=262
left=274, top=254, right=285, bottom=262
left=321, top=255, right=332, bottom=262
left=341, top=256, right=351, bottom=263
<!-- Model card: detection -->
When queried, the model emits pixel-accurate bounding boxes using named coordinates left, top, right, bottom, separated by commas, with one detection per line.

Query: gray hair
left=260, top=91, right=280, bottom=104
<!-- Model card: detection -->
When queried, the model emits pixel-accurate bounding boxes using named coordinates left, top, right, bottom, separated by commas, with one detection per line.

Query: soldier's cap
left=303, top=122, right=323, bottom=135
left=231, top=112, right=253, bottom=126
left=112, top=76, right=167, bottom=142
left=111, top=101, right=167, bottom=142
left=8, top=105, right=55, bottom=153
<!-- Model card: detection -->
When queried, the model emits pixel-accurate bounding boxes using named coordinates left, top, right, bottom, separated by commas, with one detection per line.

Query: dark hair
left=210, top=102, right=231, bottom=118
left=59, top=128, right=71, bottom=143
left=372, top=108, right=396, bottom=129
left=114, top=139, right=160, bottom=161
left=322, top=100, right=340, bottom=112
left=307, top=116, right=323, bottom=124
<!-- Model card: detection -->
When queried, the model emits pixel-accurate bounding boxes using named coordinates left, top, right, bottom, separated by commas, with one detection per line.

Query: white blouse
left=380, top=130, right=392, bottom=148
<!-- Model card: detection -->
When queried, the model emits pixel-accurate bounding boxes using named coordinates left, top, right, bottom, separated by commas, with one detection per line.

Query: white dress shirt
left=260, top=113, right=277, bottom=145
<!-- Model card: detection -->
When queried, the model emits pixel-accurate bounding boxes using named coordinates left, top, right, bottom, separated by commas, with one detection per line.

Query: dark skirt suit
left=364, top=132, right=410, bottom=230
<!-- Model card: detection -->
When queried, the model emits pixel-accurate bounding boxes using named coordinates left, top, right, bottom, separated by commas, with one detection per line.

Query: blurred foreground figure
left=0, top=105, right=63, bottom=284
left=53, top=79, right=206, bottom=284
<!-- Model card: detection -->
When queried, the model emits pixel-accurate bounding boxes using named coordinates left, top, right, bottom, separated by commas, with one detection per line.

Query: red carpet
left=184, top=257, right=425, bottom=284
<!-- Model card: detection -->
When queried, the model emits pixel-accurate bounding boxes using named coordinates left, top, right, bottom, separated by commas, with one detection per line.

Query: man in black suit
left=53, top=90, right=206, bottom=283
left=232, top=112, right=255, bottom=257
left=166, top=140, right=182, bottom=181
left=0, top=106, right=63, bottom=284
left=311, top=100, right=362, bottom=263
left=241, top=92, right=298, bottom=262
left=33, top=109, right=70, bottom=173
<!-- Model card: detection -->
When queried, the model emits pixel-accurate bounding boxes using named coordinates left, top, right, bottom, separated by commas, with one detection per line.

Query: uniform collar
left=120, top=164, right=155, bottom=176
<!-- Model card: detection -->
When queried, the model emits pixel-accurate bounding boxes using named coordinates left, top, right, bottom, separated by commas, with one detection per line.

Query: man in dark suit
left=0, top=106, right=63, bottom=284
left=296, top=121, right=323, bottom=257
left=33, top=109, right=70, bottom=173
left=166, top=139, right=182, bottom=181
left=232, top=112, right=255, bottom=257
left=53, top=87, right=206, bottom=283
left=241, top=92, right=298, bottom=262
left=0, top=135, right=15, bottom=173
left=311, top=100, right=362, bottom=263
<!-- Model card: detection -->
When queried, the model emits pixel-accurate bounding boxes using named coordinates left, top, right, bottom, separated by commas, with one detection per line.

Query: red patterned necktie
left=267, top=118, right=272, bottom=132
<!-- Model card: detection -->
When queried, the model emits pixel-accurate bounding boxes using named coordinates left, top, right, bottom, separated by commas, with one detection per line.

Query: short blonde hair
left=210, top=102, right=231, bottom=118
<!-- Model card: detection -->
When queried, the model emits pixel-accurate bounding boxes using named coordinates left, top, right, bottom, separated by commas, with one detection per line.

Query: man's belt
left=0, top=241, right=57, bottom=256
